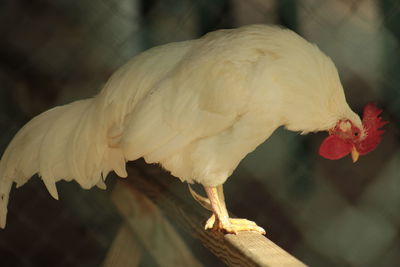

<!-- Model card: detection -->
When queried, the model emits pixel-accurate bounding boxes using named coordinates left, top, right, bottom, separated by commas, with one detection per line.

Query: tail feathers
left=0, top=98, right=128, bottom=227
left=107, top=148, right=128, bottom=178
left=0, top=180, right=13, bottom=228
left=96, top=179, right=107, bottom=190
left=0, top=104, right=67, bottom=192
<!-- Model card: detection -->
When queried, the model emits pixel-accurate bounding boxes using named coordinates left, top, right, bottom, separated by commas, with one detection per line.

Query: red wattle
left=319, top=135, right=353, bottom=160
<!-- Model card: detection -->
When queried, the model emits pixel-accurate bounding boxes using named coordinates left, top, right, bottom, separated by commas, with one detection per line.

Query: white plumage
left=0, top=25, right=361, bottom=230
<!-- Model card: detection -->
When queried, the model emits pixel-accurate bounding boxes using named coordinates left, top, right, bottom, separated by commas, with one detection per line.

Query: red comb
left=357, top=103, right=388, bottom=155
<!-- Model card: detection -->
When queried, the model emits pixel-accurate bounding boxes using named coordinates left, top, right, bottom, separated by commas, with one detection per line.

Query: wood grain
left=112, top=160, right=307, bottom=267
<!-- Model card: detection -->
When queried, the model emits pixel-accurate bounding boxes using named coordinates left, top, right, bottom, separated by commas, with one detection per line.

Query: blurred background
left=0, top=0, right=399, bottom=266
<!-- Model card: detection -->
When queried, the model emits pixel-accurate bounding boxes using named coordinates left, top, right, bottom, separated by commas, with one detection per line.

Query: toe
left=229, top=218, right=257, bottom=226
left=204, top=216, right=266, bottom=235
left=228, top=218, right=266, bottom=235
left=205, top=214, right=216, bottom=230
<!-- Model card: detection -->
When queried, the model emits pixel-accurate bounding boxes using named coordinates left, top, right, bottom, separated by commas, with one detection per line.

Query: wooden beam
left=113, top=161, right=307, bottom=267
left=110, top=180, right=203, bottom=267
left=103, top=223, right=142, bottom=267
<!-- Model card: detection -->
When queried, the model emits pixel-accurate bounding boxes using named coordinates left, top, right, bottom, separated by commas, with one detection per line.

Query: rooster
left=0, top=25, right=386, bottom=234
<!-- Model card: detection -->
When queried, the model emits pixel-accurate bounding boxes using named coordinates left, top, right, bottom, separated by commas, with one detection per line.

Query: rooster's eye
left=354, top=132, right=359, bottom=137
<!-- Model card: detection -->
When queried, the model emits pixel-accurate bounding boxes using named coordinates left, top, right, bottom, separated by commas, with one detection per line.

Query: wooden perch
left=111, top=160, right=307, bottom=267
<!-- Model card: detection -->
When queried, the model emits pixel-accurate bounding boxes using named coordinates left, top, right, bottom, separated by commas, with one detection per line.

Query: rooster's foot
left=205, top=214, right=266, bottom=235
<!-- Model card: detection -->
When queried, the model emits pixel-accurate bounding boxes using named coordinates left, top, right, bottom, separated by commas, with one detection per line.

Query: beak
left=351, top=146, right=359, bottom=163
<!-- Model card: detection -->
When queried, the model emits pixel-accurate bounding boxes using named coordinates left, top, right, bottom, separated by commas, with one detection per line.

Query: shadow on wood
left=109, top=160, right=307, bottom=267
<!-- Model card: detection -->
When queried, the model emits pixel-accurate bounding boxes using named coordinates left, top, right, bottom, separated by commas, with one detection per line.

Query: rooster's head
left=319, top=103, right=387, bottom=162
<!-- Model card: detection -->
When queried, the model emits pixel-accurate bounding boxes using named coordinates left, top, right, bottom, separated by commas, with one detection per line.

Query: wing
left=120, top=35, right=255, bottom=164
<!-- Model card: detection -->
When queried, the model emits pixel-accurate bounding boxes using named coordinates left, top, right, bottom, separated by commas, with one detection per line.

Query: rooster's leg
left=204, top=185, right=265, bottom=235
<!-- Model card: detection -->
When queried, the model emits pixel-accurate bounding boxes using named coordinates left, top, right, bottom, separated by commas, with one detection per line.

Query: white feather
left=0, top=24, right=361, bottom=228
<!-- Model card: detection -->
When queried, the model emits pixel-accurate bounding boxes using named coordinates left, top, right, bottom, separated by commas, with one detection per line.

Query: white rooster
left=0, top=25, right=386, bottom=234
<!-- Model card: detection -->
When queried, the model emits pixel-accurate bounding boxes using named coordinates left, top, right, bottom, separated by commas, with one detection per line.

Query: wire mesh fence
left=0, top=0, right=399, bottom=266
